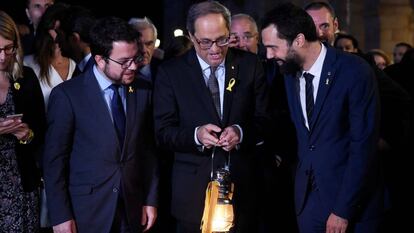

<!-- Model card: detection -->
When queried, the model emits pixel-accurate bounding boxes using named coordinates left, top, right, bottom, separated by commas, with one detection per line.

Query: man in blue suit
left=43, top=17, right=158, bottom=233
left=261, top=3, right=384, bottom=233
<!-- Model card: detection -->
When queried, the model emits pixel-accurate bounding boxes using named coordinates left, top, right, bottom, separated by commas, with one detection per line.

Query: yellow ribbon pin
left=128, top=86, right=134, bottom=93
left=226, top=78, right=236, bottom=92
left=14, top=82, right=20, bottom=90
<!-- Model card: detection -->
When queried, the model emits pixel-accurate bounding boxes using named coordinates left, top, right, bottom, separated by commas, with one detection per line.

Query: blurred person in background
left=20, top=0, right=54, bottom=55
left=24, top=3, right=76, bottom=109
left=392, top=42, right=412, bottom=64
left=230, top=13, right=259, bottom=54
left=129, top=17, right=162, bottom=84
left=305, top=1, right=339, bottom=46
left=368, top=49, right=391, bottom=70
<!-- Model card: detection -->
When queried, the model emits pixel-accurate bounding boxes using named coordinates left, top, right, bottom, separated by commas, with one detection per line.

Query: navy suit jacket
left=154, top=48, right=269, bottom=223
left=284, top=47, right=384, bottom=221
left=43, top=67, right=158, bottom=233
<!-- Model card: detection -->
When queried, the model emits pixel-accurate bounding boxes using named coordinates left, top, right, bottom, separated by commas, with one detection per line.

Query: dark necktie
left=208, top=66, right=221, bottom=118
left=303, top=72, right=314, bottom=126
left=109, top=84, right=126, bottom=148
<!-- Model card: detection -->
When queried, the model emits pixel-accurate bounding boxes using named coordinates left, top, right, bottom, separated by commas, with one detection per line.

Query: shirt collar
left=78, top=53, right=92, bottom=72
left=196, top=54, right=225, bottom=73
left=303, top=43, right=327, bottom=78
left=93, top=65, right=116, bottom=91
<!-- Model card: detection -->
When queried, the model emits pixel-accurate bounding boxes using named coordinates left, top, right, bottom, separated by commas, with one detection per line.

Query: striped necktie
left=208, top=66, right=221, bottom=118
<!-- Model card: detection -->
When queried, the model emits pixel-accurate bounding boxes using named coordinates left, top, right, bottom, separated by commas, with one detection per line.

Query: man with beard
left=261, top=3, right=385, bottom=233
left=43, top=17, right=158, bottom=233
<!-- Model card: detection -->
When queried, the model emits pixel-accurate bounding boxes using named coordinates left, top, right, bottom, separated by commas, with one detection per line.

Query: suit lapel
left=122, top=83, right=137, bottom=160
left=185, top=50, right=221, bottom=124
left=309, top=47, right=337, bottom=132
left=285, top=73, right=309, bottom=136
left=222, top=50, right=237, bottom=127
left=83, top=69, right=122, bottom=158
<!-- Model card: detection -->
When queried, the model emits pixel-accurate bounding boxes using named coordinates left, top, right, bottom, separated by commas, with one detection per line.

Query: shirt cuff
left=194, top=126, right=202, bottom=145
left=233, top=124, right=243, bottom=143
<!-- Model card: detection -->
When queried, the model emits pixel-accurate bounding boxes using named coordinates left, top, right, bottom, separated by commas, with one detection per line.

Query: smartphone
left=6, top=113, right=23, bottom=121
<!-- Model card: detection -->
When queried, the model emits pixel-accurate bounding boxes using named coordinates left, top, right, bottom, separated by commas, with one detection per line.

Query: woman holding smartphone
left=0, top=10, right=46, bottom=232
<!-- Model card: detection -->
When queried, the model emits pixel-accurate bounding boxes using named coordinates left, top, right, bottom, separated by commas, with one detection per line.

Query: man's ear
left=95, top=55, right=106, bottom=69
left=71, top=32, right=81, bottom=43
left=333, top=17, right=339, bottom=33
left=294, top=33, right=305, bottom=48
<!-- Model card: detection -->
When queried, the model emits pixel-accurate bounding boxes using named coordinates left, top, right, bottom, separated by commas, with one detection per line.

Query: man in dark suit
left=153, top=1, right=269, bottom=233
left=261, top=3, right=384, bottom=233
left=43, top=17, right=158, bottom=233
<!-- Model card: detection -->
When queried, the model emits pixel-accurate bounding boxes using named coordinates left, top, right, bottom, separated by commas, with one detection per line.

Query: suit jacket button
left=309, top=145, right=315, bottom=151
left=113, top=187, right=118, bottom=193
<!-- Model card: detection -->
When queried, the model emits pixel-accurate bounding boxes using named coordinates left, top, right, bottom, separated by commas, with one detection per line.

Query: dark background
left=1, top=0, right=164, bottom=21
left=0, top=0, right=166, bottom=44
left=2, top=1, right=414, bottom=55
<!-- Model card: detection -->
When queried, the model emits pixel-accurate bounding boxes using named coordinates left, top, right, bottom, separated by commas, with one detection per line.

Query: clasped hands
left=196, top=124, right=240, bottom=151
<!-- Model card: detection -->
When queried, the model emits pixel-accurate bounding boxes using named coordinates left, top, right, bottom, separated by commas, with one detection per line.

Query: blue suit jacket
left=43, top=67, right=158, bottom=233
left=284, top=47, right=384, bottom=221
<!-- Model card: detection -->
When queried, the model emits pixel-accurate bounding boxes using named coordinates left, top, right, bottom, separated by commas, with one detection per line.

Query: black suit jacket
left=154, top=48, right=269, bottom=223
left=12, top=66, right=46, bottom=192
left=43, top=67, right=158, bottom=233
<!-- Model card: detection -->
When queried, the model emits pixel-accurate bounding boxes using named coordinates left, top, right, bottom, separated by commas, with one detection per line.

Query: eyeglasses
left=106, top=55, right=144, bottom=69
left=0, top=45, right=16, bottom=55
left=193, top=35, right=230, bottom=50
left=231, top=33, right=257, bottom=42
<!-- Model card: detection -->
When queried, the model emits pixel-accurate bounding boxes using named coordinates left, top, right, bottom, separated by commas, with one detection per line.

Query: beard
left=278, top=49, right=303, bottom=75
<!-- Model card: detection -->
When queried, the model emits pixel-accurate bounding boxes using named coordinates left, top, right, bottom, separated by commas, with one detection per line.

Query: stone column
left=378, top=0, right=414, bottom=57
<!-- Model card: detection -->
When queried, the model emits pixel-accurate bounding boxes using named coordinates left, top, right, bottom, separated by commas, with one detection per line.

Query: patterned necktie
left=303, top=72, right=314, bottom=126
left=208, top=66, right=221, bottom=118
left=109, top=84, right=126, bottom=148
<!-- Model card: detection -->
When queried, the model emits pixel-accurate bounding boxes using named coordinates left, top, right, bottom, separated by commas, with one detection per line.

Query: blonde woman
left=0, top=10, right=46, bottom=232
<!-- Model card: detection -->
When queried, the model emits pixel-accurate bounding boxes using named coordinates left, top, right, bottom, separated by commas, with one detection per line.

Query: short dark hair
left=395, top=42, right=412, bottom=50
left=186, top=1, right=231, bottom=35
left=261, top=2, right=318, bottom=44
left=304, top=1, right=336, bottom=18
left=334, top=33, right=359, bottom=50
left=89, top=17, right=140, bottom=58
left=60, top=6, right=95, bottom=44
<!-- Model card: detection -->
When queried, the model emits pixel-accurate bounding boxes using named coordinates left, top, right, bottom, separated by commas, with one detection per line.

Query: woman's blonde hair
left=0, top=10, right=24, bottom=80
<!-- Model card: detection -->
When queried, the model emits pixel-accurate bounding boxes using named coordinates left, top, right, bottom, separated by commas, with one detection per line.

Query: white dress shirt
left=299, top=43, right=327, bottom=129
